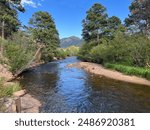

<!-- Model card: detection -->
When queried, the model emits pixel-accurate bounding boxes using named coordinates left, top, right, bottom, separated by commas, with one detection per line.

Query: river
left=20, top=57, right=150, bottom=113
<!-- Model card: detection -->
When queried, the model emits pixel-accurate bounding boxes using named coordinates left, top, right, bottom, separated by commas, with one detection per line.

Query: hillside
left=60, top=36, right=83, bottom=48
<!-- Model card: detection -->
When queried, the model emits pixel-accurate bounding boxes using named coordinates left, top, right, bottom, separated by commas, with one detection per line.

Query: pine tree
left=29, top=11, right=60, bottom=61
left=107, top=16, right=122, bottom=39
left=125, top=0, right=150, bottom=35
left=82, top=3, right=108, bottom=42
left=0, top=0, right=24, bottom=56
left=0, top=0, right=24, bottom=38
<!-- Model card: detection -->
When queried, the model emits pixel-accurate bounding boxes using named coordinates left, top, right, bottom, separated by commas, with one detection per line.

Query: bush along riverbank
left=78, top=34, right=150, bottom=80
left=55, top=46, right=80, bottom=59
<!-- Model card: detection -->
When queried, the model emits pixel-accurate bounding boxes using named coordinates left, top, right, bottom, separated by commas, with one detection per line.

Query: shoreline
left=68, top=62, right=150, bottom=86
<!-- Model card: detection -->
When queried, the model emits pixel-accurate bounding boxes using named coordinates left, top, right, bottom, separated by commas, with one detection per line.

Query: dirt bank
left=68, top=62, right=150, bottom=86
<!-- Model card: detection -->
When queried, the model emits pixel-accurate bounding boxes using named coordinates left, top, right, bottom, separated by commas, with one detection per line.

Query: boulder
left=13, top=90, right=26, bottom=97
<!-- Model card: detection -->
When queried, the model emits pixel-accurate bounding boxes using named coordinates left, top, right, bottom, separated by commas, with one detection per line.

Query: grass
left=104, top=63, right=150, bottom=80
left=0, top=78, right=21, bottom=98
left=0, top=69, right=22, bottom=112
left=0, top=77, right=21, bottom=112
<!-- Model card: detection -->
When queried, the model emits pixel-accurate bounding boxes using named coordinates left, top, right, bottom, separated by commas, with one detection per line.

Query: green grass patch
left=0, top=78, right=21, bottom=98
left=104, top=63, right=150, bottom=80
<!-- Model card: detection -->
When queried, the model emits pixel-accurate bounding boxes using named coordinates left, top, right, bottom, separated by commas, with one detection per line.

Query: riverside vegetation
left=78, top=34, right=150, bottom=80
left=78, top=1, right=150, bottom=80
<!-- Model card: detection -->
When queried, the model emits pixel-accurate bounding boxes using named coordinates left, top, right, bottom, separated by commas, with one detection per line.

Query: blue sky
left=19, top=0, right=131, bottom=39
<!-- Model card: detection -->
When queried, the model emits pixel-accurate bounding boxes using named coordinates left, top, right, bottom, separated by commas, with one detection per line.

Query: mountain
left=60, top=36, right=83, bottom=48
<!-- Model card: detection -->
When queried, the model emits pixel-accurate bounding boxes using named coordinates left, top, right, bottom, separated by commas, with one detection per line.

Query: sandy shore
left=68, top=62, right=150, bottom=86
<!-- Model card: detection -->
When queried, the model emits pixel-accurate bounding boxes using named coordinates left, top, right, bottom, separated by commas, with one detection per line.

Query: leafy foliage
left=56, top=46, right=79, bottom=59
left=3, top=31, right=36, bottom=73
left=79, top=32, right=150, bottom=67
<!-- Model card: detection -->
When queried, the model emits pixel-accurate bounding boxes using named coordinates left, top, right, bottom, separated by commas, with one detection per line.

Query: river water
left=20, top=57, right=150, bottom=113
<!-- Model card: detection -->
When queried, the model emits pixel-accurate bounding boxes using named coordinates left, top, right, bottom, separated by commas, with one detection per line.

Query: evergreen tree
left=125, top=0, right=150, bottom=35
left=82, top=3, right=108, bottom=42
left=107, top=16, right=122, bottom=39
left=29, top=11, right=60, bottom=61
left=0, top=0, right=24, bottom=56
left=82, top=3, right=122, bottom=43
left=108, top=16, right=121, bottom=30
left=0, top=0, right=24, bottom=38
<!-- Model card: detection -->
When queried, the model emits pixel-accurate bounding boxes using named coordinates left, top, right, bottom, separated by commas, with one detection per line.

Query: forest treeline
left=78, top=0, right=150, bottom=79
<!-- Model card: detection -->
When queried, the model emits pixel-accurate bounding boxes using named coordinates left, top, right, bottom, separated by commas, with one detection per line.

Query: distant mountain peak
left=60, top=36, right=83, bottom=48
left=69, top=36, right=80, bottom=39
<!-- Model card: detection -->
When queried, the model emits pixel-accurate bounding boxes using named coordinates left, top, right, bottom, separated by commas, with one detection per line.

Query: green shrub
left=128, top=35, right=150, bottom=67
left=89, top=44, right=111, bottom=63
left=55, top=46, right=80, bottom=59
left=3, top=32, right=36, bottom=73
left=55, top=49, right=68, bottom=59
left=65, top=46, right=79, bottom=56
left=78, top=33, right=150, bottom=67
left=78, top=42, right=95, bottom=61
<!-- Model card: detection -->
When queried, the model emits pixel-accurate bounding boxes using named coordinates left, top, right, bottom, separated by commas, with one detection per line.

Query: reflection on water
left=20, top=57, right=150, bottom=113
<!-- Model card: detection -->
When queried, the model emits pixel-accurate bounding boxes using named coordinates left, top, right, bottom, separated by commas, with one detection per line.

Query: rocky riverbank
left=0, top=64, right=41, bottom=113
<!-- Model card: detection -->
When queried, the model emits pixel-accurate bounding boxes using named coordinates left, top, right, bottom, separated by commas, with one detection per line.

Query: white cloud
left=21, top=0, right=43, bottom=8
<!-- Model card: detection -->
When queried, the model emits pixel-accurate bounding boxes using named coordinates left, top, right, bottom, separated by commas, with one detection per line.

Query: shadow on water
left=20, top=57, right=150, bottom=113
